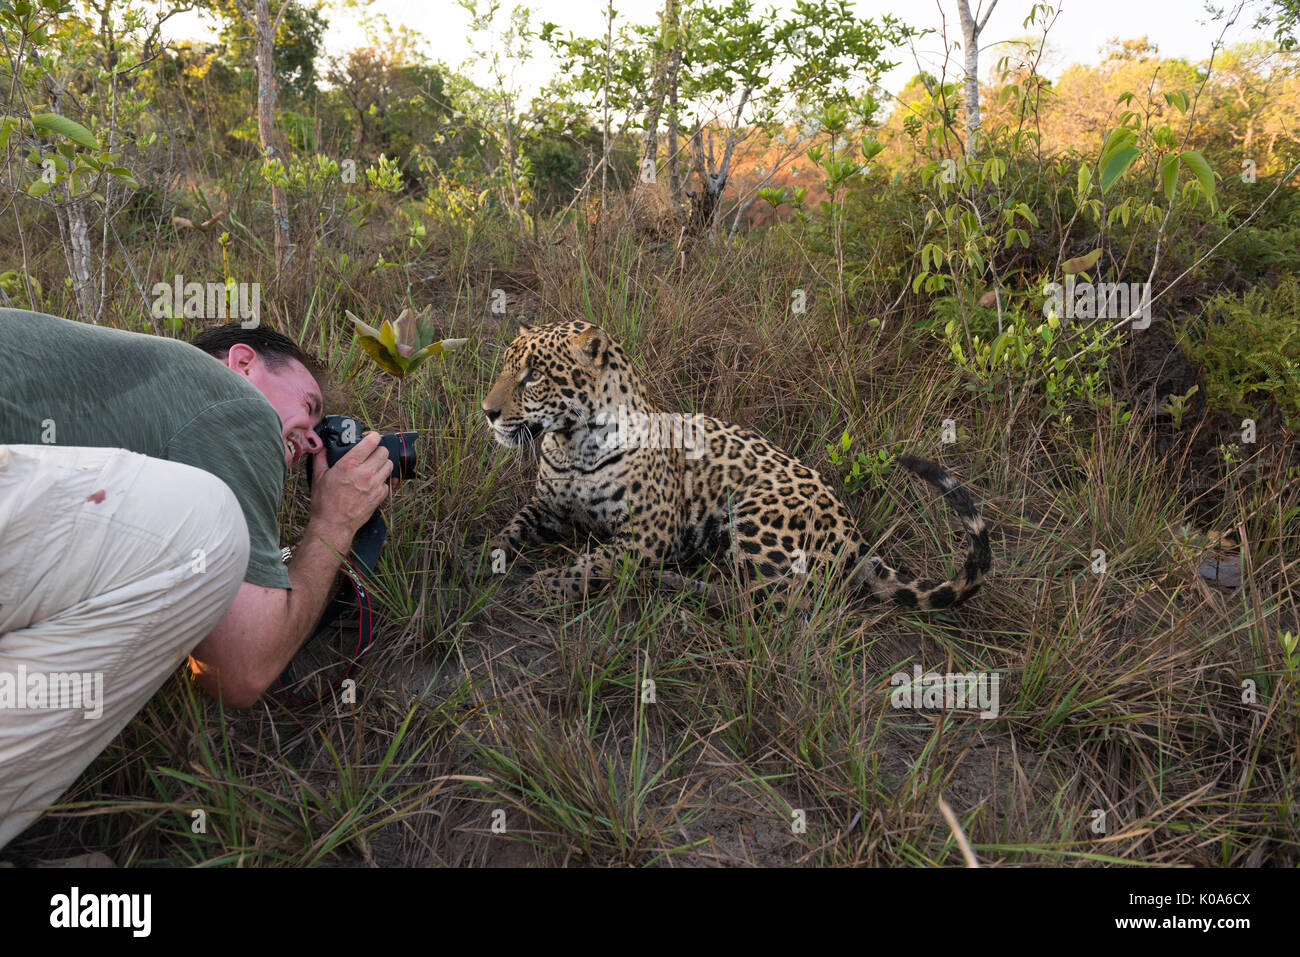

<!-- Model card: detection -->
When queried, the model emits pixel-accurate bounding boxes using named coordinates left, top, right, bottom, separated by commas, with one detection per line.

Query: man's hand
left=189, top=431, right=397, bottom=708
left=307, top=430, right=394, bottom=552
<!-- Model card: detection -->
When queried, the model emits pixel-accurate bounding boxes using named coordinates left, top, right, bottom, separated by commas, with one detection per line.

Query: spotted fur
left=481, top=320, right=991, bottom=610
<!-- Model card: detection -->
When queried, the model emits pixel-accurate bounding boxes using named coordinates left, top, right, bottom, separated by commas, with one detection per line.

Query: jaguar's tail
left=853, top=455, right=991, bottom=610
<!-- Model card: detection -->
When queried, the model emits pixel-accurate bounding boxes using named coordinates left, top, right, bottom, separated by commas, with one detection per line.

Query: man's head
left=191, top=324, right=327, bottom=469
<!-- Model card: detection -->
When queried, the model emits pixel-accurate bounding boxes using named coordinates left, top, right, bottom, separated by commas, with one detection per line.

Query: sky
left=161, top=0, right=1271, bottom=100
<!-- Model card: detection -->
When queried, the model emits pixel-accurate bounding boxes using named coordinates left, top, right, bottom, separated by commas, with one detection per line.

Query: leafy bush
left=1177, top=278, right=1300, bottom=428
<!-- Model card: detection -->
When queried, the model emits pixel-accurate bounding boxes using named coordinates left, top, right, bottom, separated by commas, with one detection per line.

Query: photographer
left=0, top=309, right=394, bottom=851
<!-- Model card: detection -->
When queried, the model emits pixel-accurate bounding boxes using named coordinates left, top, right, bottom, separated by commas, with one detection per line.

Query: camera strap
left=276, top=507, right=388, bottom=703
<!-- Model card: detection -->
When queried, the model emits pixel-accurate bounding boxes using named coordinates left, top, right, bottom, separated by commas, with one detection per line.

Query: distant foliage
left=1178, top=279, right=1300, bottom=429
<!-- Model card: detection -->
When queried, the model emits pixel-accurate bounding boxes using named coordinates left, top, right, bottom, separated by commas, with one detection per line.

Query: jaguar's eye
left=522, top=369, right=543, bottom=387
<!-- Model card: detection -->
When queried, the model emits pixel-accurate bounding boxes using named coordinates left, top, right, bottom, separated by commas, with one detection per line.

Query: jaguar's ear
left=572, top=326, right=607, bottom=368
left=518, top=322, right=531, bottom=336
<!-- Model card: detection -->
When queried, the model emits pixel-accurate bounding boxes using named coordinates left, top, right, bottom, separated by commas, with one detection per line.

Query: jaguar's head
left=481, top=320, right=625, bottom=448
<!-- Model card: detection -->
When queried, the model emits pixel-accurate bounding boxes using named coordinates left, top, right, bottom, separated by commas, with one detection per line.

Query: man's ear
left=572, top=326, right=606, bottom=368
left=225, top=342, right=257, bottom=375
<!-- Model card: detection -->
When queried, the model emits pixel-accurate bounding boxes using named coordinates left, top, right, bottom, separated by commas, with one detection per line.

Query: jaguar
left=481, top=319, right=991, bottom=611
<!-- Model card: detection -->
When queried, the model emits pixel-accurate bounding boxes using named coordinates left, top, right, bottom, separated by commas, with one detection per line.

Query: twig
left=938, top=796, right=980, bottom=867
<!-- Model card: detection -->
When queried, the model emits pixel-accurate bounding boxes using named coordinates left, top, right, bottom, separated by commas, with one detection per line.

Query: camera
left=279, top=414, right=417, bottom=703
left=308, top=413, right=416, bottom=575
left=314, top=414, right=417, bottom=479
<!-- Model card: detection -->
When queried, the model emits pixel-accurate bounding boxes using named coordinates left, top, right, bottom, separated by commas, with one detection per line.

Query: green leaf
left=1100, top=146, right=1140, bottom=193
left=1098, top=127, right=1136, bottom=168
left=408, top=338, right=468, bottom=364
left=355, top=335, right=406, bottom=377
left=1160, top=153, right=1179, bottom=204
left=26, top=179, right=51, bottom=197
left=990, top=329, right=1012, bottom=367
left=379, top=319, right=398, bottom=354
left=1062, top=248, right=1103, bottom=275
left=30, top=112, right=99, bottom=150
left=1076, top=163, right=1091, bottom=198
left=0, top=117, right=16, bottom=152
left=1179, top=149, right=1216, bottom=209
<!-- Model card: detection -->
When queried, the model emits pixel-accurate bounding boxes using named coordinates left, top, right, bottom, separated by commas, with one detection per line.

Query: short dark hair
left=190, top=322, right=337, bottom=404
left=191, top=322, right=318, bottom=374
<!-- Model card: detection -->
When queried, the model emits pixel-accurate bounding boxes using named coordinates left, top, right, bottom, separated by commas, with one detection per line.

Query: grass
left=3, top=189, right=1298, bottom=867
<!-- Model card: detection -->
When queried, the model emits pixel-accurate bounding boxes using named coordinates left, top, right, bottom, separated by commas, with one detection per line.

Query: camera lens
left=380, top=432, right=417, bottom=479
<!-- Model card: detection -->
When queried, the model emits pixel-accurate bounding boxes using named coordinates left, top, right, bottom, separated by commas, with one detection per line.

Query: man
left=0, top=308, right=394, bottom=851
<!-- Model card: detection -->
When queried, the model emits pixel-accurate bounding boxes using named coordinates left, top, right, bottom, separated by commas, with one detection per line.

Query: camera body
left=314, top=414, right=417, bottom=479
left=280, top=415, right=417, bottom=701
left=306, top=414, right=417, bottom=577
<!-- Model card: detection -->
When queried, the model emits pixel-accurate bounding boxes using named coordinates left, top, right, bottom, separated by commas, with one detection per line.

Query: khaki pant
left=0, top=444, right=249, bottom=849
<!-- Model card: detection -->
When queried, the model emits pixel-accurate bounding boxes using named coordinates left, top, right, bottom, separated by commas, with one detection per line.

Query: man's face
left=223, top=344, right=324, bottom=469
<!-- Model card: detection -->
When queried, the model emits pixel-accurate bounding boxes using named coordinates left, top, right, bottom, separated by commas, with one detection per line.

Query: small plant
left=1280, top=630, right=1300, bottom=732
left=935, top=297, right=1119, bottom=426
left=1218, top=442, right=1242, bottom=469
left=1280, top=630, right=1299, bottom=676
left=0, top=267, right=41, bottom=308
left=364, top=153, right=404, bottom=194
left=1159, top=384, right=1199, bottom=430
left=827, top=430, right=894, bottom=491
left=347, top=307, right=467, bottom=378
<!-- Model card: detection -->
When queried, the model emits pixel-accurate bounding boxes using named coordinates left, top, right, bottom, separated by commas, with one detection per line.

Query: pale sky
left=161, top=0, right=1270, bottom=101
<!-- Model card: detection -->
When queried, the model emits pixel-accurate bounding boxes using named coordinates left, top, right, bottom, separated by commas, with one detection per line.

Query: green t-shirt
left=0, top=308, right=290, bottom=589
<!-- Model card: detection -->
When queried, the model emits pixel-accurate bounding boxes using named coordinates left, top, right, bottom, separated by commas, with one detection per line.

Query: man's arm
left=188, top=432, right=394, bottom=707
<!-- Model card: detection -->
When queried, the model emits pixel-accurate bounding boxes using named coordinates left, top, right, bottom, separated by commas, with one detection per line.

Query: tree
left=0, top=1, right=160, bottom=322
left=1253, top=0, right=1300, bottom=50
left=210, top=0, right=327, bottom=98
left=640, top=0, right=681, bottom=198
left=230, top=0, right=293, bottom=272
left=455, top=0, right=539, bottom=224
left=325, top=46, right=453, bottom=169
left=955, top=0, right=998, bottom=159
left=545, top=0, right=912, bottom=233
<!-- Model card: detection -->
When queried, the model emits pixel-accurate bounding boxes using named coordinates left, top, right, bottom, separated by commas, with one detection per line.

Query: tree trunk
left=686, top=86, right=750, bottom=234
left=45, top=78, right=98, bottom=322
left=59, top=199, right=97, bottom=323
left=640, top=0, right=680, bottom=186
left=666, top=44, right=682, bottom=205
left=955, top=0, right=998, bottom=159
left=601, top=0, right=613, bottom=219
left=238, top=0, right=293, bottom=273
